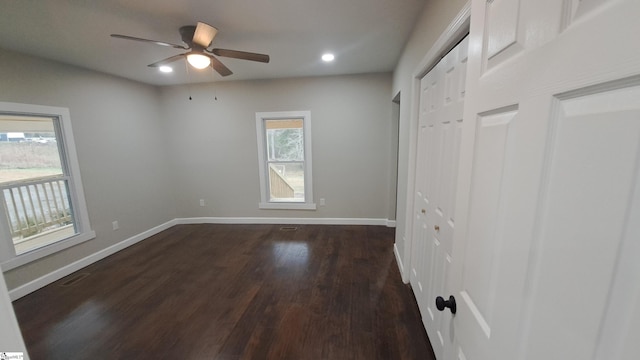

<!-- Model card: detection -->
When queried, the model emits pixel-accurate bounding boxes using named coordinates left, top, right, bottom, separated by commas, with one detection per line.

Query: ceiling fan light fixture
left=187, top=53, right=211, bottom=69
left=159, top=66, right=173, bottom=73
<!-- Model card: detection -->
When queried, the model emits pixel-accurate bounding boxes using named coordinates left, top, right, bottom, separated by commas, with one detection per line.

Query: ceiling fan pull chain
left=209, top=67, right=218, bottom=101
left=185, top=60, right=193, bottom=100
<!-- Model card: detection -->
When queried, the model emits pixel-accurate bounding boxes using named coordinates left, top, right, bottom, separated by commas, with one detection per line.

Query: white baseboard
left=175, top=217, right=396, bottom=227
left=8, top=216, right=394, bottom=300
left=8, top=219, right=177, bottom=301
left=394, top=241, right=408, bottom=284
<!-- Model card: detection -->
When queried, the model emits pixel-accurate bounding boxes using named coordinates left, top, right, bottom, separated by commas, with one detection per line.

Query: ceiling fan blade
left=111, top=34, right=188, bottom=50
left=147, top=54, right=185, bottom=67
left=192, top=22, right=218, bottom=48
left=209, top=56, right=233, bottom=77
left=210, top=48, right=270, bottom=63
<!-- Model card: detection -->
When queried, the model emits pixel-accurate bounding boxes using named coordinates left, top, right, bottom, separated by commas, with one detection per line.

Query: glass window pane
left=0, top=114, right=76, bottom=254
left=265, top=119, right=304, bottom=161
left=257, top=111, right=313, bottom=209
left=0, top=115, right=63, bottom=183
left=268, top=162, right=305, bottom=202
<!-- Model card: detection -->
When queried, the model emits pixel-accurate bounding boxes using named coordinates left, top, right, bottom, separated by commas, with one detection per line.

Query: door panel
left=460, top=107, right=518, bottom=333
left=451, top=0, right=640, bottom=359
left=485, top=0, right=522, bottom=62
left=523, top=85, right=640, bottom=359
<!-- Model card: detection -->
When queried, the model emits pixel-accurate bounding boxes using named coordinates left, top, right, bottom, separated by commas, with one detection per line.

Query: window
left=256, top=111, right=315, bottom=210
left=0, top=102, right=94, bottom=270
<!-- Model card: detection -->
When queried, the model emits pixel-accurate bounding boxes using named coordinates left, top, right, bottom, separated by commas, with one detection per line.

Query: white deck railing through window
left=1, top=175, right=73, bottom=240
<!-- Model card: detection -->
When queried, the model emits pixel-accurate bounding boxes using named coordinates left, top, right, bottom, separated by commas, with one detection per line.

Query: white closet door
left=449, top=1, right=640, bottom=359
left=411, top=35, right=468, bottom=359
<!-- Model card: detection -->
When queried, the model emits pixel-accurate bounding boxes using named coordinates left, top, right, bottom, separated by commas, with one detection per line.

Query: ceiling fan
left=110, top=22, right=269, bottom=77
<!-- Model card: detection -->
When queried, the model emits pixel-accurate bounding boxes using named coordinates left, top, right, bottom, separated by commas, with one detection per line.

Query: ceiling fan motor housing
left=179, top=25, right=197, bottom=47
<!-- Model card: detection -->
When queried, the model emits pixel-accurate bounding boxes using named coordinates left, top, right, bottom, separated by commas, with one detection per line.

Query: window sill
left=259, top=202, right=317, bottom=210
left=1, top=230, right=96, bottom=272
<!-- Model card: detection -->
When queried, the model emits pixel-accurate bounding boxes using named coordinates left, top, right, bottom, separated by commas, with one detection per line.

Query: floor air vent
left=279, top=226, right=298, bottom=231
left=60, top=273, right=90, bottom=287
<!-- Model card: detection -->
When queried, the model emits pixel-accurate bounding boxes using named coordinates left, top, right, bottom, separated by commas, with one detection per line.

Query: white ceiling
left=0, top=0, right=426, bottom=86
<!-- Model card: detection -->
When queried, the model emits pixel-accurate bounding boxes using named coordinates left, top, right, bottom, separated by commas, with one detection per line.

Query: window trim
left=256, top=110, right=316, bottom=210
left=0, top=102, right=95, bottom=271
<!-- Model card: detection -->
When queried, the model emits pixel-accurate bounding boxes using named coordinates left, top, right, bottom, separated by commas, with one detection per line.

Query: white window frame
left=0, top=102, right=95, bottom=271
left=256, top=110, right=316, bottom=210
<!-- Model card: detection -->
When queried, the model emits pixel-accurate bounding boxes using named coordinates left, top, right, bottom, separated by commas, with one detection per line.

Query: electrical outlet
left=319, top=198, right=326, bottom=206
left=112, top=221, right=119, bottom=231
left=199, top=199, right=205, bottom=207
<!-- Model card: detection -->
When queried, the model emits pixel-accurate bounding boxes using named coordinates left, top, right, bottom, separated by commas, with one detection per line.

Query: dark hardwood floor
left=13, top=224, right=435, bottom=359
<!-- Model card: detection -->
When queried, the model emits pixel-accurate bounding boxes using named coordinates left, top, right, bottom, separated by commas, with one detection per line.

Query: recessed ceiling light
left=321, top=53, right=335, bottom=62
left=159, top=66, right=173, bottom=73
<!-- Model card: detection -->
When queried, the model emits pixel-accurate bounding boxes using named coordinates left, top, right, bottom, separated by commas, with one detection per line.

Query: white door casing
left=450, top=0, right=640, bottom=359
left=410, top=35, right=468, bottom=359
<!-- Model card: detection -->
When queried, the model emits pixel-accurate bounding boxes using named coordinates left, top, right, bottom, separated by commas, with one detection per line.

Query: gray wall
left=392, top=0, right=469, bottom=276
left=0, top=50, right=177, bottom=289
left=1, top=48, right=396, bottom=290
left=160, top=73, right=394, bottom=220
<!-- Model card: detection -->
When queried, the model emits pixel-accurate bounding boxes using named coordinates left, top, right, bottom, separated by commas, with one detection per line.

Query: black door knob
left=435, top=295, right=457, bottom=314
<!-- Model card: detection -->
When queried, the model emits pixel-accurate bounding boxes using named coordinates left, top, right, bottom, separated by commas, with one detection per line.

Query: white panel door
left=449, top=0, right=640, bottom=359
left=411, top=36, right=468, bottom=359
